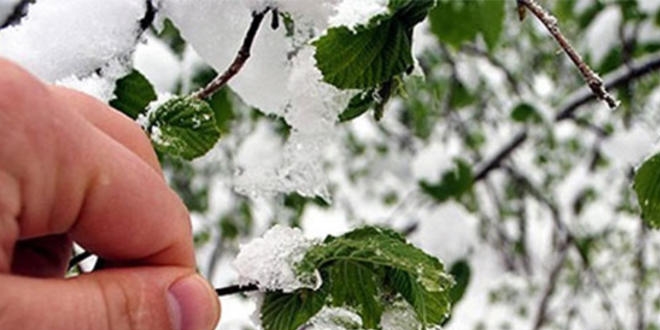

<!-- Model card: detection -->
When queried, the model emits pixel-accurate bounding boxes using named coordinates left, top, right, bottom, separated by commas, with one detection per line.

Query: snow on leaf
left=234, top=225, right=318, bottom=292
left=146, top=96, right=221, bottom=160
left=313, top=0, right=435, bottom=89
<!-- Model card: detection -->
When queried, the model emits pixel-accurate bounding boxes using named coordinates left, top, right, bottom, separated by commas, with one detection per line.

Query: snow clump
left=233, top=225, right=319, bottom=292
left=0, top=0, right=144, bottom=83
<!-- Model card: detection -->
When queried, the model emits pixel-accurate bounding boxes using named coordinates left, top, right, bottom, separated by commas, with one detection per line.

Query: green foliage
left=447, top=259, right=470, bottom=305
left=339, top=90, right=377, bottom=122
left=420, top=159, right=474, bottom=203
left=510, top=103, right=543, bottom=124
left=146, top=97, right=221, bottom=160
left=109, top=70, right=157, bottom=119
left=634, top=153, right=660, bottom=228
left=429, top=0, right=505, bottom=50
left=262, top=288, right=328, bottom=330
left=314, top=0, right=435, bottom=89
left=260, top=226, right=453, bottom=330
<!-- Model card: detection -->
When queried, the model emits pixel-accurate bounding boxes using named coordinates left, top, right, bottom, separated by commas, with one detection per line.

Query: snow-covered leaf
left=109, top=70, right=157, bottom=120
left=634, top=153, right=660, bottom=228
left=295, top=226, right=453, bottom=328
left=146, top=97, right=221, bottom=160
left=314, top=0, right=435, bottom=89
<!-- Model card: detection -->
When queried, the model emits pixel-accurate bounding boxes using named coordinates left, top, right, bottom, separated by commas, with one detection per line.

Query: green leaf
left=297, top=226, right=453, bottom=328
left=447, top=259, right=470, bottom=304
left=109, top=70, right=157, bottom=119
left=429, top=0, right=505, bottom=50
left=339, top=91, right=375, bottom=122
left=261, top=288, right=328, bottom=330
left=387, top=269, right=452, bottom=326
left=327, top=261, right=383, bottom=328
left=511, top=103, right=543, bottom=123
left=420, top=159, right=474, bottom=203
left=314, top=0, right=435, bottom=89
left=147, top=97, right=221, bottom=160
left=206, top=88, right=235, bottom=133
left=634, top=153, right=660, bottom=228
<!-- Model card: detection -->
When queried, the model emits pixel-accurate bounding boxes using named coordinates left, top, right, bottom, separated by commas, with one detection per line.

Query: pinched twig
left=215, top=284, right=259, bottom=296
left=193, top=8, right=271, bottom=100
left=518, top=0, right=619, bottom=109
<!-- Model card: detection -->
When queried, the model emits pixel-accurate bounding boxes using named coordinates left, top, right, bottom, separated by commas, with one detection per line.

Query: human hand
left=0, top=59, right=220, bottom=330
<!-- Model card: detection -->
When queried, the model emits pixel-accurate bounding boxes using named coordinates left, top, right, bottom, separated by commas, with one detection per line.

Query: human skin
left=0, top=58, right=220, bottom=330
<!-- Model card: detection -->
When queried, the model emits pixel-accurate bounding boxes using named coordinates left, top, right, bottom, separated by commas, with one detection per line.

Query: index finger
left=0, top=58, right=194, bottom=269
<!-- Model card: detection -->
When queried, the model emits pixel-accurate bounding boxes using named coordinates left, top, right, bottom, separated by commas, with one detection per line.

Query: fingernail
left=167, top=274, right=220, bottom=330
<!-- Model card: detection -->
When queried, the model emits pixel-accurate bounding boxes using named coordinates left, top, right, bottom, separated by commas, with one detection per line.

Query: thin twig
left=518, top=0, right=618, bottom=108
left=67, top=251, right=93, bottom=271
left=555, top=52, right=660, bottom=121
left=532, top=237, right=570, bottom=330
left=193, top=8, right=270, bottom=100
left=473, top=131, right=528, bottom=182
left=215, top=284, right=259, bottom=296
left=474, top=52, right=660, bottom=182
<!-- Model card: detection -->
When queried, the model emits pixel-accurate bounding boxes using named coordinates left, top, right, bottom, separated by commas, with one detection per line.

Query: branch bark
left=518, top=0, right=618, bottom=108
left=193, top=8, right=270, bottom=100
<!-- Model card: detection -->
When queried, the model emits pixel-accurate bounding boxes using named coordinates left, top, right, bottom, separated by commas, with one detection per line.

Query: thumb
left=0, top=267, right=221, bottom=330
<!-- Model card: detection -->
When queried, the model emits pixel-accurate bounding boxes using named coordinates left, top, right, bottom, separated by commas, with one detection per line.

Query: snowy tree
left=3, top=0, right=660, bottom=329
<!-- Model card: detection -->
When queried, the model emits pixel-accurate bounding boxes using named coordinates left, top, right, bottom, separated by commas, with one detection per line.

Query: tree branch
left=193, top=8, right=270, bottom=100
left=473, top=51, right=660, bottom=182
left=473, top=131, right=528, bottom=182
left=532, top=237, right=570, bottom=330
left=518, top=0, right=618, bottom=108
left=555, top=52, right=660, bottom=121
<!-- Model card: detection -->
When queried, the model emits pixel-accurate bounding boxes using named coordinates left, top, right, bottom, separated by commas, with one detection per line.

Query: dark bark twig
left=532, top=237, right=570, bottom=330
left=555, top=52, right=660, bottom=121
left=193, top=8, right=270, bottom=100
left=67, top=251, right=93, bottom=271
left=473, top=131, right=528, bottom=182
left=518, top=0, right=618, bottom=109
left=215, top=284, right=259, bottom=297
left=474, top=52, right=660, bottom=182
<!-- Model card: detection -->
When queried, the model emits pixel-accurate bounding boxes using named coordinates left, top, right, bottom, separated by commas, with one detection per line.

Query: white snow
left=0, top=0, right=144, bottom=82
left=307, top=307, right=363, bottom=330
left=328, top=0, right=388, bottom=29
left=233, top=225, right=318, bottom=292
left=133, top=33, right=181, bottom=93
left=584, top=6, right=621, bottom=66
